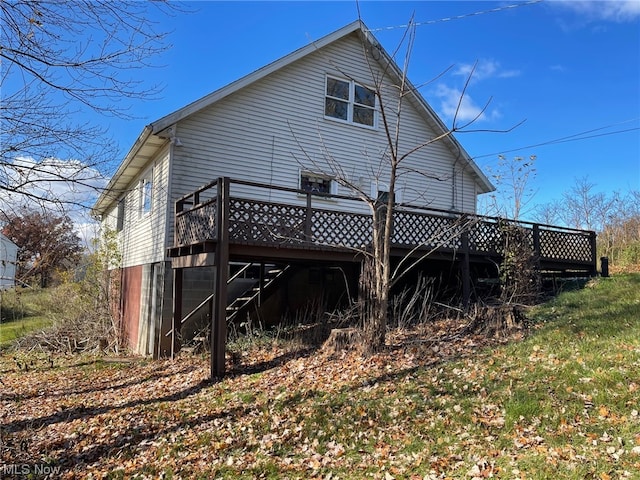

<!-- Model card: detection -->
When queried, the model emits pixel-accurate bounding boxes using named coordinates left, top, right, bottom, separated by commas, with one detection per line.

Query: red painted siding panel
left=120, top=265, right=142, bottom=352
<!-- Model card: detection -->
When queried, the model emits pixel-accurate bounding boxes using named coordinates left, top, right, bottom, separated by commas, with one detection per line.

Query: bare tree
left=483, top=154, right=537, bottom=220
left=534, top=200, right=561, bottom=226
left=0, top=0, right=179, bottom=212
left=558, top=176, right=616, bottom=231
left=293, top=20, right=516, bottom=350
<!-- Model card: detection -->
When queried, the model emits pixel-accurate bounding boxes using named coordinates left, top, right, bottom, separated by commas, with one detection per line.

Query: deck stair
left=176, top=262, right=290, bottom=352
left=225, top=264, right=290, bottom=324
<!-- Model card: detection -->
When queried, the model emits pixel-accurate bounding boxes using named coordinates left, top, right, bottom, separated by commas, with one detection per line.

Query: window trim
left=324, top=75, right=377, bottom=129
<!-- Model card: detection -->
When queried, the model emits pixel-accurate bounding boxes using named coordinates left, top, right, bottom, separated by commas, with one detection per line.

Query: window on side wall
left=300, top=172, right=336, bottom=196
left=325, top=76, right=376, bottom=127
left=139, top=169, right=153, bottom=217
left=371, top=182, right=401, bottom=207
left=116, top=198, right=125, bottom=231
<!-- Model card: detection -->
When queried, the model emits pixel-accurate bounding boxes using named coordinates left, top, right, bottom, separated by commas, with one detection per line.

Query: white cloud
left=549, top=0, right=640, bottom=22
left=454, top=59, right=521, bottom=83
left=2, top=156, right=107, bottom=210
left=433, top=84, right=501, bottom=124
left=1, top=156, right=107, bottom=247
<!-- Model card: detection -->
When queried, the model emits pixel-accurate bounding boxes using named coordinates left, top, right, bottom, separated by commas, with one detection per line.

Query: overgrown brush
left=11, top=229, right=124, bottom=355
left=13, top=281, right=119, bottom=354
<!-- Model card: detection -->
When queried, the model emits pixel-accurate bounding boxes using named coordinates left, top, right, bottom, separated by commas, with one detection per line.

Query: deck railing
left=173, top=178, right=596, bottom=269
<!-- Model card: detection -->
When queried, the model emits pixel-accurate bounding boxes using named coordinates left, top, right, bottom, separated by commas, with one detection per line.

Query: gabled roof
left=93, top=20, right=494, bottom=216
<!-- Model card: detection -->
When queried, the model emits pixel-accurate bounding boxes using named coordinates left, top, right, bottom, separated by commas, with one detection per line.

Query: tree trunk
left=359, top=250, right=389, bottom=352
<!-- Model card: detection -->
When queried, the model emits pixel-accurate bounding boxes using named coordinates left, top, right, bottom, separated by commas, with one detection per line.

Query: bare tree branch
left=0, top=0, right=183, bottom=214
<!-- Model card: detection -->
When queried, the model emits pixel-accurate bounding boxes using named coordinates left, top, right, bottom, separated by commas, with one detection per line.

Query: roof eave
left=150, top=20, right=366, bottom=134
left=92, top=126, right=153, bottom=217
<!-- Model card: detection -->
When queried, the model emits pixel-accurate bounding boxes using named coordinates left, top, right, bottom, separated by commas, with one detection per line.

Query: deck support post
left=589, top=231, right=598, bottom=276
left=171, top=267, right=183, bottom=359
left=258, top=262, right=265, bottom=306
left=601, top=257, right=609, bottom=278
left=212, top=177, right=230, bottom=379
left=460, top=228, right=471, bottom=309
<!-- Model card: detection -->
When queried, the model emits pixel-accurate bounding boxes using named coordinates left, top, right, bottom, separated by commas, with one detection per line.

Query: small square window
left=300, top=173, right=333, bottom=195
left=377, top=190, right=394, bottom=205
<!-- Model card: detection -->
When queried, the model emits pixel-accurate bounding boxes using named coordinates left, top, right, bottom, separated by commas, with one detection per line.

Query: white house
left=0, top=233, right=18, bottom=289
left=93, top=20, right=497, bottom=356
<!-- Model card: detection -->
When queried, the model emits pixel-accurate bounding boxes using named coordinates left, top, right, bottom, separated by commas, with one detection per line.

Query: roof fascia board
left=150, top=21, right=364, bottom=134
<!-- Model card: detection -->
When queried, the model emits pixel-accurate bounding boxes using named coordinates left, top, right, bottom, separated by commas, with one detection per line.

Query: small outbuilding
left=0, top=233, right=18, bottom=289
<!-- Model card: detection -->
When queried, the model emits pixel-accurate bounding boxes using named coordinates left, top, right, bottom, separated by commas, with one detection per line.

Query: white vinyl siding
left=108, top=31, right=484, bottom=264
left=103, top=147, right=170, bottom=268
left=169, top=33, right=479, bottom=219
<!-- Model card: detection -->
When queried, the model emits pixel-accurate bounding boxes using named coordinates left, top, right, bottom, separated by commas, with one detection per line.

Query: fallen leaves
left=1, top=307, right=639, bottom=479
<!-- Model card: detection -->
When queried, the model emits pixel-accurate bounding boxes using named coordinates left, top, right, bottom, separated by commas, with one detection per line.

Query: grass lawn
left=1, top=275, right=639, bottom=479
left=0, top=288, right=52, bottom=349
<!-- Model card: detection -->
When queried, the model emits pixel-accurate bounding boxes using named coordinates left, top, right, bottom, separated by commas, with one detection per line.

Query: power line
left=472, top=119, right=640, bottom=160
left=367, top=0, right=544, bottom=32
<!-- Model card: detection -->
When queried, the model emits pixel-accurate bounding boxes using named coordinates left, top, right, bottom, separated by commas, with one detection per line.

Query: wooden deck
left=167, top=177, right=597, bottom=377
left=168, top=177, right=597, bottom=275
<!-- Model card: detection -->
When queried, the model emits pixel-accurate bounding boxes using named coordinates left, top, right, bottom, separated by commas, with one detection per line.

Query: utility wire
left=364, top=2, right=639, bottom=162
left=472, top=119, right=640, bottom=160
left=367, top=0, right=544, bottom=32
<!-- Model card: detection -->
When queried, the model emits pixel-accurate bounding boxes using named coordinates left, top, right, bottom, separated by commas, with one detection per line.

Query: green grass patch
left=3, top=274, right=639, bottom=479
left=0, top=288, right=53, bottom=348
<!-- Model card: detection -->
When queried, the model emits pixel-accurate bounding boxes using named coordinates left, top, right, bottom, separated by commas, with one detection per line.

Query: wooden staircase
left=175, top=262, right=291, bottom=353
left=225, top=264, right=290, bottom=324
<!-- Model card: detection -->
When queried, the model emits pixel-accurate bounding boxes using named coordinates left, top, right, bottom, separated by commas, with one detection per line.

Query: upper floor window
left=116, top=198, right=125, bottom=231
left=325, top=76, right=376, bottom=127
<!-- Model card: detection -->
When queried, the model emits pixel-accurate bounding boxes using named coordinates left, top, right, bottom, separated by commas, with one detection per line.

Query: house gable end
left=94, top=20, right=494, bottom=220
left=168, top=29, right=484, bottom=213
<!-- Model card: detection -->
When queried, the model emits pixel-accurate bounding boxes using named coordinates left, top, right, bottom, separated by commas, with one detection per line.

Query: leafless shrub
left=391, top=275, right=435, bottom=330
left=498, top=221, right=541, bottom=305
left=11, top=229, right=123, bottom=355
left=12, top=282, right=119, bottom=354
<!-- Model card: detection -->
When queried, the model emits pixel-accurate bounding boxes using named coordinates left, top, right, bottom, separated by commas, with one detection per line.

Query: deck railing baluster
left=170, top=178, right=596, bottom=271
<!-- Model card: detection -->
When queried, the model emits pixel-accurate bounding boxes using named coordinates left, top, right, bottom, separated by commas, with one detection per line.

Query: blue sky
left=105, top=1, right=640, bottom=218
